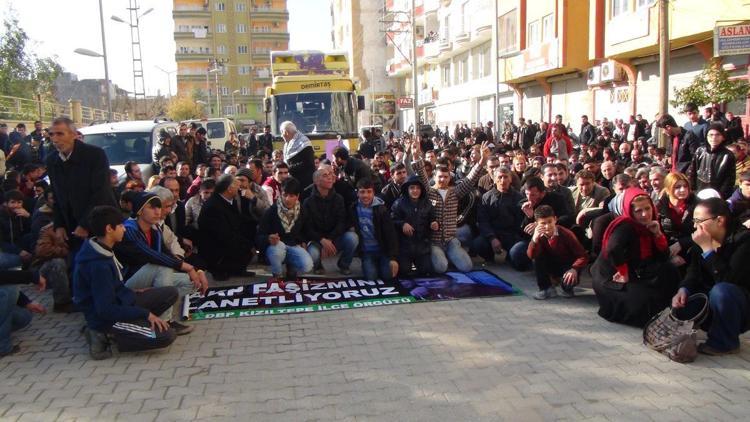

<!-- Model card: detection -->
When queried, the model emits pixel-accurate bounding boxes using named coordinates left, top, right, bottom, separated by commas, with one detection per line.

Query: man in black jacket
left=333, top=146, right=375, bottom=190
left=281, top=121, right=315, bottom=189
left=656, top=113, right=704, bottom=174
left=689, top=123, right=736, bottom=199
left=673, top=198, right=750, bottom=355
left=380, top=163, right=408, bottom=209
left=46, top=117, right=118, bottom=253
left=349, top=179, right=398, bottom=281
left=303, top=166, right=358, bottom=275
left=198, top=174, right=255, bottom=280
left=579, top=115, right=597, bottom=146
left=472, top=167, right=524, bottom=265
left=258, top=125, right=274, bottom=157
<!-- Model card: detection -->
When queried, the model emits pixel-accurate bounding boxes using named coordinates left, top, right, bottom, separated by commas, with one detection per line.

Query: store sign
left=397, top=97, right=414, bottom=109
left=715, top=23, right=750, bottom=56
left=522, top=39, right=559, bottom=74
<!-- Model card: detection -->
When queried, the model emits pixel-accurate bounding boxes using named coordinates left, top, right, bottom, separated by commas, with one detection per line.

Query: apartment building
left=331, top=0, right=398, bottom=128
left=173, top=0, right=289, bottom=123
left=384, top=0, right=496, bottom=130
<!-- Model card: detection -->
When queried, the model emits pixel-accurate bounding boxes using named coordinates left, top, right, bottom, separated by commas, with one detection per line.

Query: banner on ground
left=183, top=270, right=521, bottom=320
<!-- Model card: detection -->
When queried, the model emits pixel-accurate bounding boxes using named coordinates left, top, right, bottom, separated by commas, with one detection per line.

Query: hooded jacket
left=390, top=176, right=436, bottom=255
left=256, top=201, right=307, bottom=252
left=348, top=196, right=398, bottom=259
left=302, top=185, right=349, bottom=242
left=114, top=218, right=183, bottom=279
left=73, top=238, right=149, bottom=331
left=728, top=188, right=750, bottom=224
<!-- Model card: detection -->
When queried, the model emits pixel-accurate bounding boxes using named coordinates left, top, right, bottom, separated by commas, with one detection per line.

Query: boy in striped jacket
left=410, top=140, right=491, bottom=273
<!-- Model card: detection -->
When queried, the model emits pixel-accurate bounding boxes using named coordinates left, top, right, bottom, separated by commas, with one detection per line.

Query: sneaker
left=84, top=328, right=112, bottom=360
left=339, top=267, right=352, bottom=276
left=555, top=285, right=575, bottom=298
left=533, top=287, right=558, bottom=300
left=0, top=344, right=20, bottom=357
left=169, top=321, right=194, bottom=336
left=697, top=343, right=740, bottom=356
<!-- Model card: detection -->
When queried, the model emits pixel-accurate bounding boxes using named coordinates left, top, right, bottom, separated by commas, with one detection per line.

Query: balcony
left=250, top=30, right=290, bottom=40
left=172, top=5, right=210, bottom=18
left=175, top=49, right=213, bottom=61
left=454, top=32, right=471, bottom=44
left=173, top=29, right=211, bottom=40
left=438, top=38, right=451, bottom=52
left=423, top=40, right=440, bottom=63
left=250, top=7, right=289, bottom=20
left=252, top=50, right=271, bottom=60
left=474, top=24, right=492, bottom=39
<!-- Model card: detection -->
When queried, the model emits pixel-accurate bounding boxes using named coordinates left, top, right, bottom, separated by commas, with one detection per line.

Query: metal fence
left=0, top=95, right=127, bottom=125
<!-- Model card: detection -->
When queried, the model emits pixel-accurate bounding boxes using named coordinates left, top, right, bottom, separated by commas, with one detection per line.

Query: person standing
left=656, top=113, right=703, bottom=174
left=689, top=123, right=736, bottom=199
left=45, top=117, right=118, bottom=253
left=281, top=121, right=315, bottom=189
left=579, top=115, right=597, bottom=146
left=258, top=125, right=274, bottom=157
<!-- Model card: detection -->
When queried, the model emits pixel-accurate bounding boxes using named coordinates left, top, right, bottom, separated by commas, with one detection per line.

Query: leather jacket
left=689, top=144, right=736, bottom=199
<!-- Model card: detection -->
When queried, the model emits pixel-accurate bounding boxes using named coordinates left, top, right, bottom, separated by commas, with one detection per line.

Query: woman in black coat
left=591, top=187, right=679, bottom=327
left=656, top=172, right=697, bottom=268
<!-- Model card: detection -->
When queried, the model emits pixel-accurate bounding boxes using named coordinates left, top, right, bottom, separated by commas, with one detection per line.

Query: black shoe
left=0, top=344, right=20, bottom=357
left=285, top=270, right=298, bottom=280
left=697, top=343, right=740, bottom=356
left=84, top=328, right=112, bottom=360
left=53, top=302, right=76, bottom=313
left=169, top=321, right=194, bottom=336
left=211, top=271, right=229, bottom=281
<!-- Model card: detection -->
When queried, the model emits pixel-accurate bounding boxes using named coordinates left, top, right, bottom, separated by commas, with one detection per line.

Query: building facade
left=331, top=0, right=398, bottom=129
left=173, top=0, right=289, bottom=124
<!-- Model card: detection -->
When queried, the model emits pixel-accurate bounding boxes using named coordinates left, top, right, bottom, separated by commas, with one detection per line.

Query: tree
left=167, top=95, right=204, bottom=121
left=0, top=14, right=62, bottom=100
left=671, top=60, right=750, bottom=109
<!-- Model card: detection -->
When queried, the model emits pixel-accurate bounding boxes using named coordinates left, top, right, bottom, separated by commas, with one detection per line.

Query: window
left=637, top=0, right=654, bottom=8
left=498, top=9, right=517, bottom=54
left=238, top=45, right=248, bottom=54
left=235, top=2, right=246, bottom=12
left=441, top=15, right=450, bottom=41
left=216, top=23, right=227, bottom=33
left=224, top=105, right=234, bottom=115
left=238, top=66, right=251, bottom=75
left=611, top=0, right=629, bottom=17
left=460, top=2, right=469, bottom=34
left=237, top=24, right=247, bottom=33
left=454, top=54, right=468, bottom=85
left=441, top=62, right=451, bottom=86
left=217, top=45, right=227, bottom=54
left=215, top=2, right=225, bottom=11
left=221, top=87, right=229, bottom=96
left=542, top=14, right=554, bottom=41
left=527, top=20, right=540, bottom=46
left=477, top=43, right=491, bottom=78
left=240, top=87, right=250, bottom=95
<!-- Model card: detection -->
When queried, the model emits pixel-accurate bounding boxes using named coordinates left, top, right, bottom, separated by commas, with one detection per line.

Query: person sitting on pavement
left=73, top=205, right=178, bottom=360
left=472, top=166, right=525, bottom=266
left=197, top=174, right=257, bottom=280
left=728, top=170, right=750, bottom=228
left=114, top=192, right=205, bottom=335
left=671, top=198, right=750, bottom=356
left=302, top=166, right=358, bottom=275
left=235, top=166, right=271, bottom=244
left=0, top=190, right=32, bottom=262
left=410, top=140, right=490, bottom=274
left=380, top=163, right=408, bottom=210
left=390, top=175, right=437, bottom=277
left=349, top=179, right=399, bottom=282
left=0, top=269, right=46, bottom=357
left=261, top=162, right=290, bottom=205
left=591, top=187, right=679, bottom=327
left=656, top=172, right=698, bottom=268
left=256, top=177, right=313, bottom=280
left=528, top=205, right=588, bottom=300
left=689, top=123, right=736, bottom=199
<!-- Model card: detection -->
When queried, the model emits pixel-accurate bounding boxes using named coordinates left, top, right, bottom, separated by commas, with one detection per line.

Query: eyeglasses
left=693, top=216, right=717, bottom=225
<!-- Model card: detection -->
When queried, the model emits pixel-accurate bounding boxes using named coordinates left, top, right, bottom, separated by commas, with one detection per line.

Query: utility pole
left=98, top=0, right=113, bottom=121
left=657, top=0, right=669, bottom=147
left=493, top=0, right=500, bottom=132
left=411, top=0, right=419, bottom=134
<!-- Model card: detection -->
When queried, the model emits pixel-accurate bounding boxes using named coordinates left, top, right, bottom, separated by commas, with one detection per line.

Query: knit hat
left=236, top=167, right=254, bottom=181
left=131, top=192, right=161, bottom=218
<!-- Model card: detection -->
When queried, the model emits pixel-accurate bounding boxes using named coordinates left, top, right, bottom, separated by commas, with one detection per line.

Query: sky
left=0, top=0, right=332, bottom=97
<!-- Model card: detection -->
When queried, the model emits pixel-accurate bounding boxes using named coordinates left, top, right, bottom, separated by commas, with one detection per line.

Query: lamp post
left=154, top=66, right=176, bottom=98
left=232, top=89, right=240, bottom=116
left=74, top=0, right=112, bottom=121
left=209, top=68, right=222, bottom=117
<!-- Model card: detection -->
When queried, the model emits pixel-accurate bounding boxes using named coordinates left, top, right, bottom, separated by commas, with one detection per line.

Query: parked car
left=182, top=117, right=237, bottom=150
left=79, top=119, right=180, bottom=182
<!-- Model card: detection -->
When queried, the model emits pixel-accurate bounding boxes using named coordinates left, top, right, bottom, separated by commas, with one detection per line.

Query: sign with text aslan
left=184, top=270, right=520, bottom=320
left=715, top=23, right=750, bottom=56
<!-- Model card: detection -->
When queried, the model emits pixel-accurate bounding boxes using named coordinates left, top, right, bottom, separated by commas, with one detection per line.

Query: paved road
left=1, top=263, right=749, bottom=421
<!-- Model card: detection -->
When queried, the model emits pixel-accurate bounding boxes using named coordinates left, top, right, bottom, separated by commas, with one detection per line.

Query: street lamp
left=232, top=89, right=240, bottom=117
left=154, top=66, right=176, bottom=98
left=74, top=5, right=112, bottom=121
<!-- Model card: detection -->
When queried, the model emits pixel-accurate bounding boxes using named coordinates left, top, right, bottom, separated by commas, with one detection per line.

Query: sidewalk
left=1, top=263, right=749, bottom=421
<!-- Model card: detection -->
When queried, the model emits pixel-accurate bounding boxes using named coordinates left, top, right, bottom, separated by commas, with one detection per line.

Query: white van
left=79, top=119, right=179, bottom=182
left=182, top=118, right=237, bottom=150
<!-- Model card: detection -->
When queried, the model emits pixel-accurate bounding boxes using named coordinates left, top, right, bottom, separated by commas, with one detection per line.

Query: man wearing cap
left=198, top=174, right=256, bottom=280
left=113, top=191, right=206, bottom=335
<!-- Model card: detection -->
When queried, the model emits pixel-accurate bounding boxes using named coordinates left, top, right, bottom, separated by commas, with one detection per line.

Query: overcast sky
left=0, top=0, right=332, bottom=97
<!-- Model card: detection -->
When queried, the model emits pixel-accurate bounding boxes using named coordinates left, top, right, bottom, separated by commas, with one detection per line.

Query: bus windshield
left=274, top=92, right=355, bottom=135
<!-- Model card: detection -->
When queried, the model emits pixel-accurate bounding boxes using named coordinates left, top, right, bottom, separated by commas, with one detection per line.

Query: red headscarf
left=601, top=187, right=663, bottom=260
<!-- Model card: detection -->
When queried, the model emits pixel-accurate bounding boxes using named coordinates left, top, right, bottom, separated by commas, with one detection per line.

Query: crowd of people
left=1, top=102, right=749, bottom=360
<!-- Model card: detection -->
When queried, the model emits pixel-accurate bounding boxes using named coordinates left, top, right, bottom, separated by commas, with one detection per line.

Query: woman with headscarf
left=591, top=187, right=680, bottom=327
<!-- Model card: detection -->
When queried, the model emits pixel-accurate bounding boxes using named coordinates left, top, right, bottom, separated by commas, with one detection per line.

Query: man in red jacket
left=528, top=205, right=589, bottom=300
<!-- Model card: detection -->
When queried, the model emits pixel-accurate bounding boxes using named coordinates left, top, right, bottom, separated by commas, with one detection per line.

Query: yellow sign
left=273, top=79, right=355, bottom=94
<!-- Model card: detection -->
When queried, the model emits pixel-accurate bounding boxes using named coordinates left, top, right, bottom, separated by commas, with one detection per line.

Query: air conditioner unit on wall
left=586, top=66, right=601, bottom=86
left=600, top=61, right=626, bottom=82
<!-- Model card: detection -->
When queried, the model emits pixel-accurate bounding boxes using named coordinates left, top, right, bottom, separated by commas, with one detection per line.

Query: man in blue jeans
left=302, top=166, right=358, bottom=275
left=349, top=179, right=399, bottom=281
left=673, top=198, right=750, bottom=355
left=0, top=270, right=46, bottom=356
